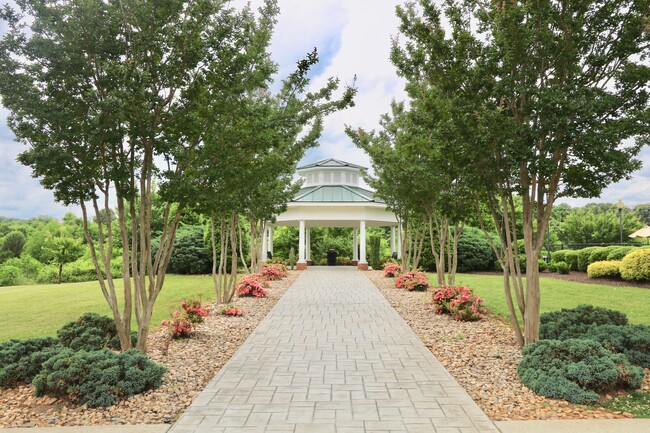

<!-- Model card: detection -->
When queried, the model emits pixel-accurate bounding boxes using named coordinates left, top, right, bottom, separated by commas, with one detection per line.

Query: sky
left=0, top=0, right=648, bottom=219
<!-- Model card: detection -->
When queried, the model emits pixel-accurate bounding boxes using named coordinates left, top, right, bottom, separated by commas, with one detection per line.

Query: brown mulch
left=0, top=270, right=301, bottom=428
left=472, top=270, right=650, bottom=289
left=365, top=270, right=648, bottom=421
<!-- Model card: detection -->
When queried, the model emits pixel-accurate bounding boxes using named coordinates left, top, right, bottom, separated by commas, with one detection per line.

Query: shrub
left=551, top=249, right=570, bottom=263
left=262, top=263, right=283, bottom=281
left=222, top=304, right=244, bottom=316
left=564, top=250, right=579, bottom=271
left=577, top=247, right=604, bottom=272
left=620, top=249, right=650, bottom=281
left=161, top=311, right=194, bottom=338
left=368, top=235, right=382, bottom=270
left=538, top=259, right=549, bottom=272
left=583, top=324, right=650, bottom=368
left=589, top=246, right=619, bottom=264
left=236, top=273, right=269, bottom=298
left=432, top=285, right=488, bottom=321
left=0, top=265, right=21, bottom=286
left=554, top=261, right=570, bottom=274
left=395, top=271, right=430, bottom=291
left=0, top=337, right=62, bottom=388
left=57, top=313, right=121, bottom=351
left=518, top=339, right=644, bottom=404
left=180, top=299, right=210, bottom=324
left=32, top=348, right=166, bottom=407
left=587, top=261, right=621, bottom=279
left=607, top=246, right=638, bottom=261
left=383, top=262, right=402, bottom=277
left=540, top=304, right=628, bottom=340
left=455, top=227, right=498, bottom=273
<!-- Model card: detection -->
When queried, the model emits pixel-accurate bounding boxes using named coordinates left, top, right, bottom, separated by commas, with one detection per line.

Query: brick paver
left=169, top=267, right=499, bottom=433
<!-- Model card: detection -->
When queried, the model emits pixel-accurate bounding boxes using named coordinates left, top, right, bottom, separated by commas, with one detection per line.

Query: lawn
left=0, top=275, right=216, bottom=341
left=430, top=273, right=650, bottom=325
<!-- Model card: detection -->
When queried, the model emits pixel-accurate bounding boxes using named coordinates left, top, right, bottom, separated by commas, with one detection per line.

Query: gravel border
left=0, top=270, right=301, bottom=428
left=364, top=270, right=648, bottom=421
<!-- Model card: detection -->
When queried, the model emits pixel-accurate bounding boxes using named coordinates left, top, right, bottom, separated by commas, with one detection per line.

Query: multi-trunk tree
left=393, top=0, right=649, bottom=346
left=0, top=0, right=295, bottom=352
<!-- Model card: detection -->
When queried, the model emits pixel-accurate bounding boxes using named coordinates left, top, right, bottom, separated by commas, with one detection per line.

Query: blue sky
left=0, top=0, right=647, bottom=219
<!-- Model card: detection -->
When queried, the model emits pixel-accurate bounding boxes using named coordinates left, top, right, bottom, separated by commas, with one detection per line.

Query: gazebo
left=262, top=158, right=400, bottom=270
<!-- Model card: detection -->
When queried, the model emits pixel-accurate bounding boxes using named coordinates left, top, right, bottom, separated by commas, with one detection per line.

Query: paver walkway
left=169, top=267, right=499, bottom=433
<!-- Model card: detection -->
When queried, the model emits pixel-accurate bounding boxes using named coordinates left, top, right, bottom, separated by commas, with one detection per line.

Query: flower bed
left=395, top=271, right=430, bottom=291
left=236, top=273, right=269, bottom=297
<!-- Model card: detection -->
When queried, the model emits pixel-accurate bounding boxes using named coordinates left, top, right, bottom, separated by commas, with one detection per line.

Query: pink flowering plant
left=221, top=304, right=244, bottom=317
left=395, top=271, right=430, bottom=291
left=181, top=299, right=210, bottom=324
left=432, top=285, right=488, bottom=322
left=262, top=263, right=283, bottom=281
left=161, top=311, right=193, bottom=339
left=383, top=262, right=402, bottom=277
left=236, top=273, right=269, bottom=298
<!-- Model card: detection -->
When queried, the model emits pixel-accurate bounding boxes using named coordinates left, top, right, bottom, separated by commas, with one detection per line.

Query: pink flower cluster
left=395, top=271, right=430, bottom=291
left=432, top=285, right=488, bottom=322
left=236, top=273, right=269, bottom=298
left=181, top=299, right=210, bottom=324
left=222, top=306, right=244, bottom=316
left=262, top=264, right=283, bottom=281
left=383, top=262, right=402, bottom=277
left=161, top=311, right=194, bottom=339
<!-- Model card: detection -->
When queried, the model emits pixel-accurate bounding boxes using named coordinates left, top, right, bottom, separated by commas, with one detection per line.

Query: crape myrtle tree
left=347, top=95, right=471, bottom=284
left=393, top=0, right=649, bottom=346
left=0, top=0, right=284, bottom=352
left=170, top=40, right=356, bottom=303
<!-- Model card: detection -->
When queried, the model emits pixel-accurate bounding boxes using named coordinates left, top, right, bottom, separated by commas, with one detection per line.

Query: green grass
left=0, top=275, right=216, bottom=341
left=429, top=273, right=650, bottom=325
left=601, top=392, right=650, bottom=418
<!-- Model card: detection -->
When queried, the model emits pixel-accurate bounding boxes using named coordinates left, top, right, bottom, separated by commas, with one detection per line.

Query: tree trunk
left=57, top=263, right=63, bottom=284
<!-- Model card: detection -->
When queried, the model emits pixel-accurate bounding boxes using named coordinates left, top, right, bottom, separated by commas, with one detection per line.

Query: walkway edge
left=0, top=425, right=170, bottom=433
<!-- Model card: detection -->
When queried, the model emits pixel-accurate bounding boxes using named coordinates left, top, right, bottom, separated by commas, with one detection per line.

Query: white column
left=261, top=225, right=268, bottom=262
left=306, top=228, right=311, bottom=261
left=359, top=220, right=367, bottom=264
left=397, top=222, right=402, bottom=259
left=269, top=226, right=274, bottom=258
left=390, top=226, right=396, bottom=255
left=353, top=228, right=358, bottom=261
left=298, top=220, right=306, bottom=263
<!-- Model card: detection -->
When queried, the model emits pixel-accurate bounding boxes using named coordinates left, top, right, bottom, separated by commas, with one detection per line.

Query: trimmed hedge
left=554, top=261, right=570, bottom=274
left=578, top=247, right=604, bottom=272
left=589, top=246, right=619, bottom=263
left=0, top=338, right=62, bottom=388
left=587, top=261, right=621, bottom=279
left=33, top=349, right=166, bottom=407
left=607, top=246, right=638, bottom=261
left=620, top=249, right=650, bottom=281
left=540, top=304, right=628, bottom=340
left=518, top=339, right=644, bottom=404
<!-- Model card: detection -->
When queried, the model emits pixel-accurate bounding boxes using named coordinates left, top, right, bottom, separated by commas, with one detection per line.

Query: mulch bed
left=365, top=270, right=649, bottom=421
left=472, top=270, right=650, bottom=289
left=0, top=270, right=301, bottom=428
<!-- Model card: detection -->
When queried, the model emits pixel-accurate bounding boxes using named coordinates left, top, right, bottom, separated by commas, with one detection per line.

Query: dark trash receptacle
left=327, top=249, right=337, bottom=266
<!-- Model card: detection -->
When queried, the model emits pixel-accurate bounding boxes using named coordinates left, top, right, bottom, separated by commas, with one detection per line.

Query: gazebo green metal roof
left=297, top=158, right=367, bottom=171
left=293, top=185, right=384, bottom=203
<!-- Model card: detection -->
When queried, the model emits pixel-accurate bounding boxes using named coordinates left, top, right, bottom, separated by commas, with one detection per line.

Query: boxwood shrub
left=518, top=339, right=644, bottom=404
left=0, top=337, right=62, bottom=387
left=540, top=304, right=628, bottom=340
left=554, top=261, right=570, bottom=274
left=587, top=261, right=621, bottom=279
left=620, top=249, right=650, bottom=281
left=607, top=246, right=638, bottom=261
left=577, top=247, right=605, bottom=272
left=33, top=348, right=166, bottom=407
